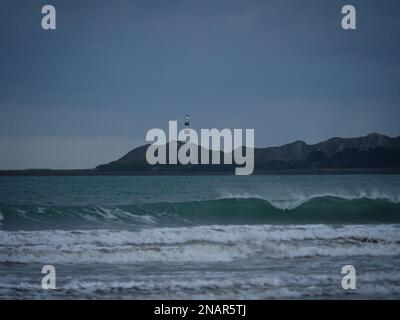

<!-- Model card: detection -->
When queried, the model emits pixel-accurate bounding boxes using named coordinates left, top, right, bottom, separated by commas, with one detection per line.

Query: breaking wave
left=0, top=195, right=400, bottom=230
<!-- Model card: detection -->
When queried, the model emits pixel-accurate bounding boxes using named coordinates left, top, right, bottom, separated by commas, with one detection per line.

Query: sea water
left=0, top=175, right=399, bottom=299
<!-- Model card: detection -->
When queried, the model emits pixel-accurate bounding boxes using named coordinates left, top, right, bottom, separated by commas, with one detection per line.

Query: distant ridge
left=95, top=133, right=400, bottom=174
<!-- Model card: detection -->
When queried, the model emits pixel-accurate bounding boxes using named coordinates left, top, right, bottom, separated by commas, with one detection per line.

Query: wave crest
left=1, top=195, right=400, bottom=230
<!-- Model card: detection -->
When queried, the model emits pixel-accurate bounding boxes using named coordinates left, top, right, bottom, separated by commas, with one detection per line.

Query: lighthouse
left=184, top=114, right=190, bottom=136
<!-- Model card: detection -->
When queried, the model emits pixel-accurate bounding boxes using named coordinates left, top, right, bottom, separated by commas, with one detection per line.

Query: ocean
left=0, top=175, right=399, bottom=299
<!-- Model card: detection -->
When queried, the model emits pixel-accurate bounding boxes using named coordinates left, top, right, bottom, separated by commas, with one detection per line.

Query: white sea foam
left=2, top=271, right=400, bottom=299
left=36, top=207, right=46, bottom=214
left=59, top=273, right=400, bottom=297
left=1, top=224, right=399, bottom=264
left=15, top=209, right=42, bottom=223
left=75, top=206, right=157, bottom=225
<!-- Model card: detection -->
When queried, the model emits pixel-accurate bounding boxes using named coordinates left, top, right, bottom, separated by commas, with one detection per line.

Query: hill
left=96, top=133, right=400, bottom=174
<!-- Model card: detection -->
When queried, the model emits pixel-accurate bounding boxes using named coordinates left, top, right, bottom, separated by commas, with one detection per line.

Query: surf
left=1, top=224, right=400, bottom=264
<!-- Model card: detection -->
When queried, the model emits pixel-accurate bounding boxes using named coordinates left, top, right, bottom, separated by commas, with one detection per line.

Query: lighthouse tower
left=184, top=115, right=190, bottom=135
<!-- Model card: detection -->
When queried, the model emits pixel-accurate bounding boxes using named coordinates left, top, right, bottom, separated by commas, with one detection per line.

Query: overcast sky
left=0, top=0, right=399, bottom=169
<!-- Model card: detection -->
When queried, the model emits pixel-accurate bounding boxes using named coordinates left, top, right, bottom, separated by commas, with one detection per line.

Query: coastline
left=1, top=168, right=400, bottom=176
